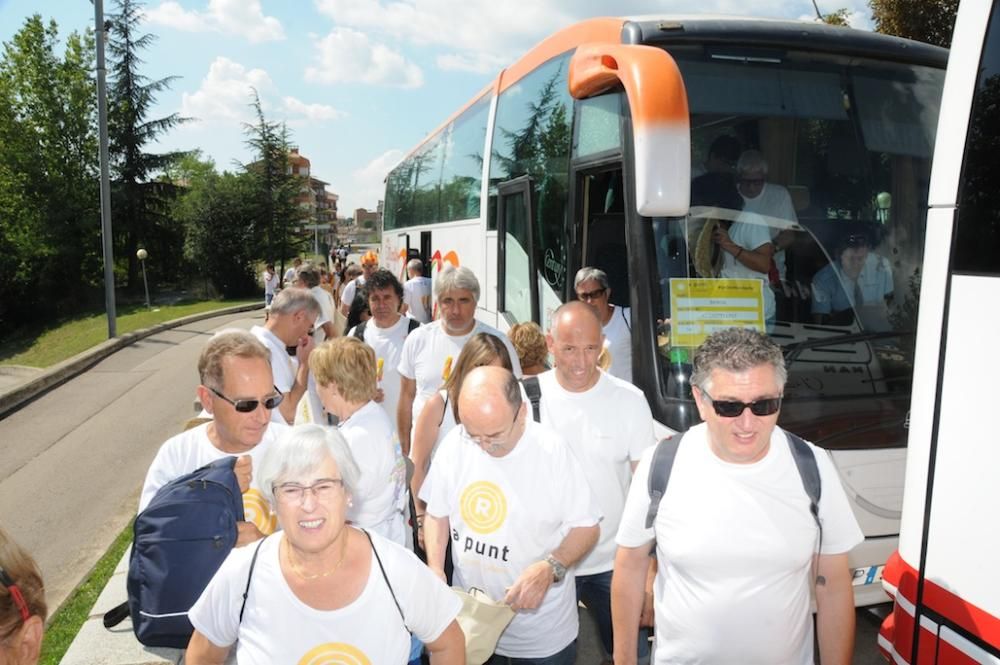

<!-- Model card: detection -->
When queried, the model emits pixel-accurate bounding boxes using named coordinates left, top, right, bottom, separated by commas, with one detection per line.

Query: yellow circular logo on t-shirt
left=297, top=643, right=371, bottom=665
left=243, top=489, right=277, bottom=535
left=460, top=481, right=507, bottom=534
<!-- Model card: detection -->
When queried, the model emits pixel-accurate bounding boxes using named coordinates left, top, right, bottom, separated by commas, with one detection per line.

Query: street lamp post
left=94, top=0, right=117, bottom=337
left=137, top=248, right=151, bottom=309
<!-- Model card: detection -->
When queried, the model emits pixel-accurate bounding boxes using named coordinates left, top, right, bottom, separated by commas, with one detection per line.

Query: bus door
left=496, top=175, right=540, bottom=325
left=573, top=165, right=631, bottom=308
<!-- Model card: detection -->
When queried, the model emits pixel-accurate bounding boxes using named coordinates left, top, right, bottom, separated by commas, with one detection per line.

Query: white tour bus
left=878, top=0, right=1000, bottom=661
left=382, top=16, right=948, bottom=606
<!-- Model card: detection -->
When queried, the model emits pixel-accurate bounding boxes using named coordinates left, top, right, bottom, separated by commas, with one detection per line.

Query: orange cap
left=361, top=251, right=378, bottom=266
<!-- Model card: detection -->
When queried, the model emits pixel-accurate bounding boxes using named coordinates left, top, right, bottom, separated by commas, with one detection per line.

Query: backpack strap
left=785, top=432, right=821, bottom=531
left=362, top=529, right=407, bottom=631
left=521, top=376, right=542, bottom=423
left=103, top=602, right=130, bottom=629
left=239, top=535, right=268, bottom=624
left=645, top=433, right=683, bottom=529
left=439, top=393, right=449, bottom=427
left=353, top=320, right=367, bottom=340
left=406, top=318, right=420, bottom=334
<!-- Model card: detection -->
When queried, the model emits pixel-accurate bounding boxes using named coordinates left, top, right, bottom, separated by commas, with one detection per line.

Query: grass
left=0, top=299, right=259, bottom=369
left=39, top=521, right=134, bottom=665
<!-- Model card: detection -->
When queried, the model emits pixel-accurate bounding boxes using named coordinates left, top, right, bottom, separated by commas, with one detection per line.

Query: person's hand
left=234, top=455, right=253, bottom=493
left=503, top=560, right=554, bottom=611
left=640, top=588, right=655, bottom=627
left=713, top=226, right=736, bottom=253
left=236, top=521, right=263, bottom=546
left=296, top=333, right=316, bottom=364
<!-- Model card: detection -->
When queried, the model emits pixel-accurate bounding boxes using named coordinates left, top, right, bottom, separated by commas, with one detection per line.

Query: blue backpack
left=104, top=456, right=244, bottom=648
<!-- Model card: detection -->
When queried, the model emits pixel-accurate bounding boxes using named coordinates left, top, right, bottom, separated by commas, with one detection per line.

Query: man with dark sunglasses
left=613, top=327, right=863, bottom=665
left=139, top=330, right=290, bottom=546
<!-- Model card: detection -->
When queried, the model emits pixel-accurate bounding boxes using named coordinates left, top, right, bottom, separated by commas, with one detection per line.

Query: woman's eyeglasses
left=273, top=479, right=345, bottom=504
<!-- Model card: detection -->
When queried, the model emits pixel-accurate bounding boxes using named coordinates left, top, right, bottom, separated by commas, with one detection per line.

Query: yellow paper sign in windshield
left=669, top=278, right=765, bottom=348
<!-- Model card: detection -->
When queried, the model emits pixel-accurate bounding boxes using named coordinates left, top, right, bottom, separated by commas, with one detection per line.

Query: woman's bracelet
left=735, top=247, right=744, bottom=259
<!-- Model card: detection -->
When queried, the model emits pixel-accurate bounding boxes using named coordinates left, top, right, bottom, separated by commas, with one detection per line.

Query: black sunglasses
left=702, top=390, right=782, bottom=418
left=209, top=386, right=283, bottom=413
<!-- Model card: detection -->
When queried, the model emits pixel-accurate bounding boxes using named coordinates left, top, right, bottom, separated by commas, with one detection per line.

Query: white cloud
left=305, top=28, right=424, bottom=88
left=436, top=52, right=508, bottom=75
left=181, top=57, right=273, bottom=124
left=342, top=148, right=405, bottom=213
left=282, top=96, right=346, bottom=121
left=314, top=0, right=564, bottom=60
left=145, top=0, right=285, bottom=43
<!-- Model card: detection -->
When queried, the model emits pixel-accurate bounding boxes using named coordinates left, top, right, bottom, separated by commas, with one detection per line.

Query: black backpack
left=103, top=457, right=244, bottom=648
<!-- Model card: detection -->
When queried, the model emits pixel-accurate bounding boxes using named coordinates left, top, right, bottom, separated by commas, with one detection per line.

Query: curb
left=0, top=303, right=263, bottom=420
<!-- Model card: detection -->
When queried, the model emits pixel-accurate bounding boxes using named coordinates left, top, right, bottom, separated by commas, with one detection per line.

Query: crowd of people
left=2, top=249, right=866, bottom=665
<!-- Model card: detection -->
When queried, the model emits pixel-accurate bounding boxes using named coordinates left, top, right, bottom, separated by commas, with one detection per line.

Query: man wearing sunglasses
left=139, top=330, right=289, bottom=545
left=612, top=327, right=863, bottom=665
left=574, top=267, right=632, bottom=384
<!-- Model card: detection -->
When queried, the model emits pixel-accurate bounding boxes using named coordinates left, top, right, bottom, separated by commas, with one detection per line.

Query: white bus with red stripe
left=383, top=16, right=949, bottom=607
left=879, top=0, right=1000, bottom=661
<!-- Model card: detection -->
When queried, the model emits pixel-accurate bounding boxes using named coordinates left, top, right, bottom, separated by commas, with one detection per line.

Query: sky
left=0, top=0, right=873, bottom=216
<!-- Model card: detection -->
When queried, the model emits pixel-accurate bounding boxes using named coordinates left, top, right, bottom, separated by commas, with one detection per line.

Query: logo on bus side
left=544, top=248, right=566, bottom=288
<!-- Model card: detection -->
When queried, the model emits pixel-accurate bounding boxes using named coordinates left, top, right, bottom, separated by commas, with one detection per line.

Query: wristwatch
left=545, top=555, right=567, bottom=583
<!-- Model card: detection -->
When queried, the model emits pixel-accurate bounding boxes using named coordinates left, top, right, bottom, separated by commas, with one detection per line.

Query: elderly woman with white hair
left=396, top=265, right=522, bottom=454
left=186, top=425, right=465, bottom=665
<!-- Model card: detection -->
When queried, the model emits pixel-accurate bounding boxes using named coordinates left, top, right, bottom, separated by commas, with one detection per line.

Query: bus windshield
left=648, top=52, right=945, bottom=450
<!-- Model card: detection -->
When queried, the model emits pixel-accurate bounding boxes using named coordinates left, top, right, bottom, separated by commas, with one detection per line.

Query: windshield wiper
left=782, top=330, right=912, bottom=365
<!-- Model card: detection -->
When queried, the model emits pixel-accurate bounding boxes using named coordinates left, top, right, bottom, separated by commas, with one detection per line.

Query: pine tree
left=107, top=0, right=189, bottom=290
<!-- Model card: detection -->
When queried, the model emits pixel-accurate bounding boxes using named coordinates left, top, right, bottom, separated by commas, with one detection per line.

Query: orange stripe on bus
left=568, top=43, right=688, bottom=125
left=498, top=18, right=624, bottom=94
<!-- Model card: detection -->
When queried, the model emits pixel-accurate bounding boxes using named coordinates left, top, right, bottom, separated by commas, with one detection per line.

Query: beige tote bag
left=452, top=587, right=516, bottom=665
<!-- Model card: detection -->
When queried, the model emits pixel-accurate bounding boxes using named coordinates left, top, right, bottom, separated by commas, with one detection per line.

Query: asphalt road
left=0, top=310, right=260, bottom=612
left=0, top=305, right=887, bottom=663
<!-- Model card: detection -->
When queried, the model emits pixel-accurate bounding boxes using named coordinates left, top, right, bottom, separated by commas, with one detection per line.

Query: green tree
left=0, top=15, right=99, bottom=325
left=820, top=9, right=852, bottom=26
left=242, top=89, right=306, bottom=281
left=173, top=155, right=258, bottom=297
left=870, top=0, right=959, bottom=48
left=107, top=0, right=189, bottom=291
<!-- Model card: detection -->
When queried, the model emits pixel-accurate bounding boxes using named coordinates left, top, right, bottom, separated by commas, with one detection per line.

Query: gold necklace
left=285, top=530, right=349, bottom=580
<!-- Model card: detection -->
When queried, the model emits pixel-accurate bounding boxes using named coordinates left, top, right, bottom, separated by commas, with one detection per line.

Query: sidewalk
left=59, top=551, right=183, bottom=665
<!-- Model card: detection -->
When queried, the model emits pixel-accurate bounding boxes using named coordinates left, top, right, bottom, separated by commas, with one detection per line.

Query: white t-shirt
left=742, top=182, right=797, bottom=281
left=349, top=315, right=415, bottom=438
left=138, top=422, right=288, bottom=537
left=340, top=276, right=366, bottom=310
left=421, top=419, right=601, bottom=659
left=602, top=306, right=632, bottom=383
left=721, top=212, right=776, bottom=322
left=403, top=276, right=433, bottom=323
left=283, top=267, right=296, bottom=284
left=616, top=424, right=864, bottom=665
left=398, top=320, right=522, bottom=430
left=189, top=530, right=461, bottom=664
left=251, top=325, right=296, bottom=425
left=262, top=271, right=278, bottom=296
left=310, top=286, right=335, bottom=344
left=338, top=401, right=407, bottom=544
left=535, top=370, right=655, bottom=574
